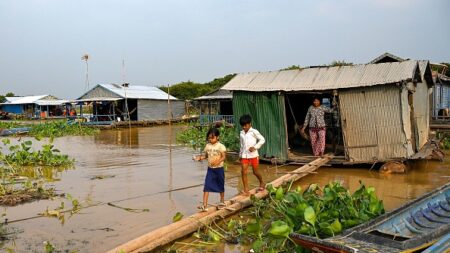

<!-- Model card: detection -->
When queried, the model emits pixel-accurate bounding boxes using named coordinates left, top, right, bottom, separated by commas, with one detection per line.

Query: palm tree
left=81, top=54, right=90, bottom=91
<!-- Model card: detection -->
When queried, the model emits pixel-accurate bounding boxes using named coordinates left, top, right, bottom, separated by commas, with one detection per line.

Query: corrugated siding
left=339, top=85, right=409, bottom=162
left=433, top=84, right=441, bottom=117
left=233, top=92, right=288, bottom=161
left=444, top=85, right=450, bottom=108
left=431, top=83, right=450, bottom=117
left=223, top=61, right=419, bottom=91
left=412, top=81, right=430, bottom=150
left=1, top=104, right=24, bottom=114
left=137, top=100, right=185, bottom=121
left=79, top=86, right=121, bottom=99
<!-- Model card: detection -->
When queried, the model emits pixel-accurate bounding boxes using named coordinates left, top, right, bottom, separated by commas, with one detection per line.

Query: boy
left=239, top=114, right=265, bottom=195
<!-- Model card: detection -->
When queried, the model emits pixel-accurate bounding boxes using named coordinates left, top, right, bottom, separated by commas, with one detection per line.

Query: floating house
left=222, top=60, right=434, bottom=164
left=370, top=52, right=450, bottom=121
left=194, top=88, right=234, bottom=125
left=0, top=95, right=68, bottom=119
left=76, top=83, right=185, bottom=122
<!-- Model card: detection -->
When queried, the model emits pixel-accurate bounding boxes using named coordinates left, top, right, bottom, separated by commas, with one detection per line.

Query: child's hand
left=249, top=147, right=256, bottom=152
left=209, top=157, right=220, bottom=167
left=193, top=155, right=202, bottom=161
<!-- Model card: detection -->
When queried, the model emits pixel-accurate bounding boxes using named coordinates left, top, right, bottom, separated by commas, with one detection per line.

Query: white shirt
left=239, top=127, right=265, bottom=158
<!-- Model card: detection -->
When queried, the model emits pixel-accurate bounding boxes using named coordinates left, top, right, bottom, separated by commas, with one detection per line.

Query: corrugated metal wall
left=412, top=81, right=430, bottom=150
left=339, top=85, right=409, bottom=162
left=1, top=104, right=24, bottom=114
left=137, top=100, right=185, bottom=121
left=232, top=91, right=288, bottom=161
left=79, top=86, right=121, bottom=99
left=432, top=83, right=450, bottom=116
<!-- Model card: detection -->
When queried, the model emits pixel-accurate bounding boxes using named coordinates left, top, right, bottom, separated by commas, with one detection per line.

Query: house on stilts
left=76, top=83, right=185, bottom=124
left=222, top=60, right=434, bottom=165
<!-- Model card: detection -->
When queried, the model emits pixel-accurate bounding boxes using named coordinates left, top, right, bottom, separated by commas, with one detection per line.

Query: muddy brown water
left=1, top=125, right=449, bottom=252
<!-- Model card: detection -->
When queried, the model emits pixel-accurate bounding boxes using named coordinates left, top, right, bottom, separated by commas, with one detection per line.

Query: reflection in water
left=2, top=125, right=449, bottom=253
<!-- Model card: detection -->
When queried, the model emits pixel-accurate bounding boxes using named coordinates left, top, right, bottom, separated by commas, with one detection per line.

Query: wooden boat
left=290, top=183, right=450, bottom=253
left=0, top=127, right=31, bottom=136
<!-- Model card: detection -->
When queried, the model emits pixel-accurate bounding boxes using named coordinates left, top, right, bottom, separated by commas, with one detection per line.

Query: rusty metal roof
left=222, top=60, right=421, bottom=92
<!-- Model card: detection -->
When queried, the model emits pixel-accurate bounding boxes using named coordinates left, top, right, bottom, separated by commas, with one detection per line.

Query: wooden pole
left=108, top=155, right=333, bottom=253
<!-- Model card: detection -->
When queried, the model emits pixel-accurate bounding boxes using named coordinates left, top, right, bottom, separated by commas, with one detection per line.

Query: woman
left=301, top=97, right=334, bottom=157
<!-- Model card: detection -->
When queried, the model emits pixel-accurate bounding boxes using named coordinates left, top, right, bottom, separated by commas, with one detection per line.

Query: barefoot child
left=239, top=114, right=265, bottom=195
left=193, top=127, right=226, bottom=211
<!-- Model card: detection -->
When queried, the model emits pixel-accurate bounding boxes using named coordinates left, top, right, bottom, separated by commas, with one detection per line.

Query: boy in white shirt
left=239, top=114, right=265, bottom=195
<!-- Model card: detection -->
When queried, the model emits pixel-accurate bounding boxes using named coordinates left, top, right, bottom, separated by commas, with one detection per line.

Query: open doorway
left=285, top=93, right=344, bottom=157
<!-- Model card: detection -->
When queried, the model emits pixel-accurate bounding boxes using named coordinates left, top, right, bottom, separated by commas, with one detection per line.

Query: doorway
left=284, top=93, right=344, bottom=157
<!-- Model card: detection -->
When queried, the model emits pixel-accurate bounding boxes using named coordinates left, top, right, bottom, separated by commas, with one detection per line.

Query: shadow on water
left=1, top=125, right=449, bottom=252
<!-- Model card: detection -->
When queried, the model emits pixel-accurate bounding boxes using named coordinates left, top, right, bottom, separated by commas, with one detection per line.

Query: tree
left=0, top=92, right=15, bottom=103
left=329, top=60, right=353, bottom=67
left=281, top=65, right=302, bottom=70
left=159, top=74, right=237, bottom=100
left=160, top=81, right=210, bottom=100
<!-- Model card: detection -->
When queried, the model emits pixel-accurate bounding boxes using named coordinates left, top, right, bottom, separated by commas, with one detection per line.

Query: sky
left=0, top=0, right=449, bottom=99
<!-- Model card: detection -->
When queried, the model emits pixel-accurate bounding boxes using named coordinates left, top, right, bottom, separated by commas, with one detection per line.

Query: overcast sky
left=1, top=0, right=449, bottom=99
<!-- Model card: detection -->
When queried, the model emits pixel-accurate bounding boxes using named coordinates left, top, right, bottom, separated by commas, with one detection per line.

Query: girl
left=193, top=127, right=227, bottom=212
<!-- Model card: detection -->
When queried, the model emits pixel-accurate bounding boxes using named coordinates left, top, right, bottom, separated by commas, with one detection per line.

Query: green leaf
left=275, top=187, right=284, bottom=200
left=304, top=206, right=316, bottom=226
left=246, top=219, right=261, bottom=235
left=252, top=239, right=264, bottom=252
left=172, top=212, right=183, bottom=222
left=330, top=219, right=342, bottom=233
left=268, top=220, right=292, bottom=238
left=208, top=230, right=221, bottom=242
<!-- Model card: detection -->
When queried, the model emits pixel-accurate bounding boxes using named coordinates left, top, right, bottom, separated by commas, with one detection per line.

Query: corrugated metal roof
left=35, top=100, right=69, bottom=106
left=98, top=84, right=178, bottom=100
left=222, top=60, right=420, bottom=92
left=76, top=97, right=122, bottom=102
left=195, top=89, right=232, bottom=100
left=2, top=95, right=53, bottom=104
left=369, top=52, right=405, bottom=64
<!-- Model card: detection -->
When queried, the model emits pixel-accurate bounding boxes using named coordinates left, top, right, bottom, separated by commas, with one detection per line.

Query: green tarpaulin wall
left=232, top=91, right=288, bottom=161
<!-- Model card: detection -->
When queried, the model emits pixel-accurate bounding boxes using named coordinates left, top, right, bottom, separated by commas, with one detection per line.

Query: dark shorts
left=203, top=167, right=225, bottom=193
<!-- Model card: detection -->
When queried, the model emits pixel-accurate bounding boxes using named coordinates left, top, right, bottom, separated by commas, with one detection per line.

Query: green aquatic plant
left=29, top=121, right=99, bottom=138
left=0, top=139, right=73, bottom=166
left=168, top=181, right=384, bottom=253
left=0, top=138, right=73, bottom=205
left=176, top=124, right=239, bottom=152
left=0, top=121, right=19, bottom=130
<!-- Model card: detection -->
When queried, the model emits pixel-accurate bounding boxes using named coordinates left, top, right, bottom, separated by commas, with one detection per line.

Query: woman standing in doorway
left=301, top=97, right=335, bottom=157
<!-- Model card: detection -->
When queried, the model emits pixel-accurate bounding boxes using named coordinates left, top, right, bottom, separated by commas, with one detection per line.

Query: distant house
left=222, top=60, right=433, bottom=164
left=77, top=83, right=185, bottom=122
left=369, top=52, right=407, bottom=64
left=0, top=95, right=68, bottom=118
left=194, top=88, right=233, bottom=125
left=432, top=72, right=450, bottom=120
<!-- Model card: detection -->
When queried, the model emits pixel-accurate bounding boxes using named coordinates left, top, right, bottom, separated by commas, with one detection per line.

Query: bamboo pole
left=108, top=155, right=333, bottom=253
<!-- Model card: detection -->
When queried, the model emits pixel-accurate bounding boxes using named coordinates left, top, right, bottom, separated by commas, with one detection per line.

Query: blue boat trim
left=403, top=218, right=424, bottom=234
left=429, top=203, right=450, bottom=218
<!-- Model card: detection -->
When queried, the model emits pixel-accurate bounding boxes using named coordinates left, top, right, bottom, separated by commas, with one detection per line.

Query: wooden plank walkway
left=108, top=154, right=334, bottom=253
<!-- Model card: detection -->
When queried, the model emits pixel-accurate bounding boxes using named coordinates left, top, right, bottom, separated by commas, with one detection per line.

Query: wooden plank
left=108, top=155, right=334, bottom=253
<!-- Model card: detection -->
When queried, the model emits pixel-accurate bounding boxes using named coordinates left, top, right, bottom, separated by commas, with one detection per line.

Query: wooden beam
left=108, top=155, right=334, bottom=253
